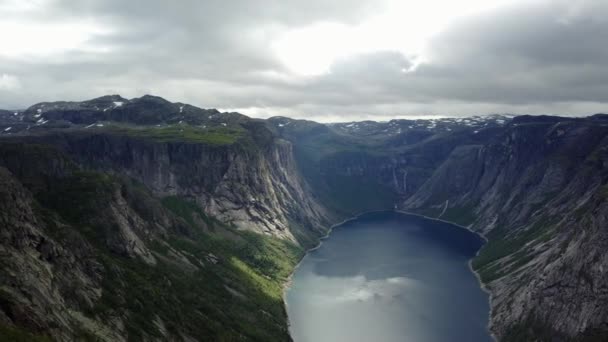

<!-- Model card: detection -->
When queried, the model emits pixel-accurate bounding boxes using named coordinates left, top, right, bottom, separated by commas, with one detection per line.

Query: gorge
left=1, top=95, right=607, bottom=341
left=286, top=211, right=491, bottom=342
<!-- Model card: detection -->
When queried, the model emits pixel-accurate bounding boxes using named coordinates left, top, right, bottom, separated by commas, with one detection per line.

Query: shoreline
left=282, top=209, right=497, bottom=342
left=282, top=209, right=386, bottom=330
left=395, top=210, right=498, bottom=342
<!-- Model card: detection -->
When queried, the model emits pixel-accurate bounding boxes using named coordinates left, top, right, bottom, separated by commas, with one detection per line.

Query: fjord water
left=286, top=211, right=492, bottom=342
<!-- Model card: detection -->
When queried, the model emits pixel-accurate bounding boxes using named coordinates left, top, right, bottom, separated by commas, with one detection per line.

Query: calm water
left=285, top=211, right=492, bottom=342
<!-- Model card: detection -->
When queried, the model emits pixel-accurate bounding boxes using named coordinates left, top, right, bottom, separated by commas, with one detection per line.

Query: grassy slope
left=33, top=170, right=304, bottom=341
left=99, top=124, right=244, bottom=145
left=0, top=323, right=52, bottom=342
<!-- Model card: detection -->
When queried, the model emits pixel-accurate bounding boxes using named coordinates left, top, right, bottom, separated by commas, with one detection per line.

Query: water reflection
left=286, top=211, right=491, bottom=342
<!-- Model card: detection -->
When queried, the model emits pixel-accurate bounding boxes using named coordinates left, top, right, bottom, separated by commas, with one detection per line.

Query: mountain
left=270, top=114, right=608, bottom=341
left=403, top=115, right=608, bottom=341
left=0, top=95, right=607, bottom=341
left=0, top=96, right=332, bottom=341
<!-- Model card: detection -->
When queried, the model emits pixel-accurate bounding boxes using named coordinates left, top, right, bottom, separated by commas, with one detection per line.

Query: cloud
left=305, top=274, right=417, bottom=304
left=0, top=0, right=607, bottom=120
left=0, top=74, right=20, bottom=91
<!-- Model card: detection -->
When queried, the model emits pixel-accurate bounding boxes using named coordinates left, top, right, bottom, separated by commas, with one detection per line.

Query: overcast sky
left=0, top=0, right=607, bottom=121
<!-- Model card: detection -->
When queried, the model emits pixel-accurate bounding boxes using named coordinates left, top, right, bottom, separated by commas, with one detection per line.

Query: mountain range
left=1, top=95, right=607, bottom=341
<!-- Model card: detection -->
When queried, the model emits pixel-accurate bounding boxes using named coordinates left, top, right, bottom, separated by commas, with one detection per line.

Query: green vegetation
left=93, top=244, right=298, bottom=341
left=440, top=205, right=477, bottom=226
left=55, top=180, right=301, bottom=341
left=473, top=219, right=556, bottom=282
left=16, top=159, right=305, bottom=341
left=410, top=206, right=443, bottom=219
left=161, top=195, right=215, bottom=228
left=0, top=289, right=52, bottom=341
left=163, top=196, right=303, bottom=285
left=138, top=196, right=304, bottom=341
left=103, top=124, right=243, bottom=145
left=39, top=171, right=115, bottom=223
left=0, top=323, right=52, bottom=342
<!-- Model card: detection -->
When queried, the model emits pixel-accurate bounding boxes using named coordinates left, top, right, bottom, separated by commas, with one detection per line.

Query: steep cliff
left=269, top=115, right=503, bottom=215
left=275, top=113, right=608, bottom=341
left=0, top=140, right=317, bottom=341
left=404, top=116, right=608, bottom=340
left=4, top=96, right=331, bottom=244
left=2, top=95, right=607, bottom=341
left=0, top=96, right=333, bottom=341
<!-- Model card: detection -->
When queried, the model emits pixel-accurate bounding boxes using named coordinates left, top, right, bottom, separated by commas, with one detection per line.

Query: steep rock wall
left=10, top=131, right=331, bottom=243
left=403, top=119, right=608, bottom=340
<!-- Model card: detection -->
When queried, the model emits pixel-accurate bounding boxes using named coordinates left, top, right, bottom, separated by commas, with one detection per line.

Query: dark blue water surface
left=285, top=211, right=492, bottom=342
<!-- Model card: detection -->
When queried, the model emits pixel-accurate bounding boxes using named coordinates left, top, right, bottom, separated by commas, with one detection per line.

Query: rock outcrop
left=403, top=116, right=608, bottom=340
left=1, top=95, right=607, bottom=341
left=276, top=113, right=608, bottom=341
left=0, top=96, right=333, bottom=341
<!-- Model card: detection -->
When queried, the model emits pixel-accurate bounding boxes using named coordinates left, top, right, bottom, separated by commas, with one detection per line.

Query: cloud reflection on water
left=286, top=211, right=491, bottom=342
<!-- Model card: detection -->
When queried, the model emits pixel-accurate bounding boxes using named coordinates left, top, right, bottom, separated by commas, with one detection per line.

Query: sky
left=0, top=0, right=607, bottom=122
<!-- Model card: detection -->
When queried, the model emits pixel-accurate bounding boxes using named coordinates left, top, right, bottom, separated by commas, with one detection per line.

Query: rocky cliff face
left=276, top=113, right=608, bottom=341
left=270, top=115, right=503, bottom=215
left=0, top=140, right=320, bottom=341
left=0, top=144, right=164, bottom=341
left=0, top=96, right=332, bottom=341
left=2, top=95, right=607, bottom=341
left=3, top=96, right=331, bottom=243
left=403, top=116, right=608, bottom=340
left=0, top=165, right=110, bottom=341
left=48, top=132, right=327, bottom=242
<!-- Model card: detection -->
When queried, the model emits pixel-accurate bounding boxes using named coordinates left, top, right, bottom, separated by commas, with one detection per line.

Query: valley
left=1, top=95, right=607, bottom=341
left=286, top=211, right=491, bottom=342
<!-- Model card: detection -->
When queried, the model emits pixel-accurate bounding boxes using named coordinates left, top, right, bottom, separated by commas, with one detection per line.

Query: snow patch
left=113, top=101, right=124, bottom=107
left=4, top=127, right=11, bottom=131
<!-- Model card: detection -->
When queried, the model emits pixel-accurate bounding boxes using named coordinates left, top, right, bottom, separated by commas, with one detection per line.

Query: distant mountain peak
left=88, top=94, right=128, bottom=102
left=133, top=94, right=172, bottom=104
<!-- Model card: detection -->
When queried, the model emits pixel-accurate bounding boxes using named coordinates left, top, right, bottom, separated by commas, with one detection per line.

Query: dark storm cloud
left=0, top=0, right=607, bottom=120
left=418, top=1, right=608, bottom=104
left=0, top=0, right=377, bottom=108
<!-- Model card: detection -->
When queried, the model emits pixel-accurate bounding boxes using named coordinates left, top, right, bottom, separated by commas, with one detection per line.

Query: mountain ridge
left=1, top=94, right=607, bottom=341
